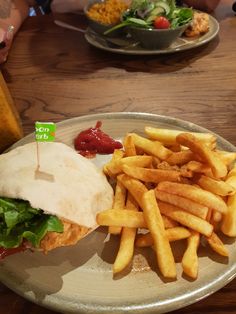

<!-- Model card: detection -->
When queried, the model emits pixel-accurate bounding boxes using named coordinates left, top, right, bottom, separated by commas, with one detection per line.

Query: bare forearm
left=0, top=0, right=29, bottom=33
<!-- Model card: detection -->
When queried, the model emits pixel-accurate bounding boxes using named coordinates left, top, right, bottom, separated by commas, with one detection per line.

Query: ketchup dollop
left=0, top=245, right=26, bottom=260
left=74, top=121, right=123, bottom=157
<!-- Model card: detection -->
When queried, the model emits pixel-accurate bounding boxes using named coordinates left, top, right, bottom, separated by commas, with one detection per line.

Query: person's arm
left=0, top=0, right=29, bottom=63
left=183, top=0, right=221, bottom=12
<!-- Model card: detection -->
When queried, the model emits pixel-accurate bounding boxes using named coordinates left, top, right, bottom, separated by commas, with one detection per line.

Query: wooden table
left=0, top=0, right=236, bottom=313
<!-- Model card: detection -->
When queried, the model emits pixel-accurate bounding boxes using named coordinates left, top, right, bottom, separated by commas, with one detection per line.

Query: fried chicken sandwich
left=0, top=142, right=113, bottom=258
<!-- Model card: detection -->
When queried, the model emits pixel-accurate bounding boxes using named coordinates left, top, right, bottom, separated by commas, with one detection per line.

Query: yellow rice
left=87, top=0, right=129, bottom=25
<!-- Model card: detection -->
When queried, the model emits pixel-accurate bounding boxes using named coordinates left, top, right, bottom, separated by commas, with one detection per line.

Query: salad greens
left=104, top=0, right=193, bottom=34
left=0, top=197, right=63, bottom=249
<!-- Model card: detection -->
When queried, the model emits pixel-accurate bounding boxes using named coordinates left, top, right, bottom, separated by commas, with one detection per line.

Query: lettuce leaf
left=0, top=197, right=63, bottom=249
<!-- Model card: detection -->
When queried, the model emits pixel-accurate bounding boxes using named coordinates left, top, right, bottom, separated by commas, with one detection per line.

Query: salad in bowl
left=105, top=0, right=194, bottom=49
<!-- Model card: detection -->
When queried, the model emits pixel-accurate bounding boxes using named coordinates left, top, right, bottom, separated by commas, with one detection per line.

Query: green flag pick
left=34, top=122, right=56, bottom=182
left=35, top=122, right=56, bottom=142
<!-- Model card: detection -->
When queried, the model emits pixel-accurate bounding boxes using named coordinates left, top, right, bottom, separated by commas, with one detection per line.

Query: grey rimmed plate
left=0, top=112, right=236, bottom=314
left=84, top=14, right=219, bottom=55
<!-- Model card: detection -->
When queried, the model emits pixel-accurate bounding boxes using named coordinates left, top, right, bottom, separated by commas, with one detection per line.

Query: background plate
left=85, top=15, right=219, bottom=55
left=1, top=112, right=236, bottom=314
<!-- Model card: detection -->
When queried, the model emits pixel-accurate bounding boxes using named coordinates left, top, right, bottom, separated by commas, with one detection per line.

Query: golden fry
left=130, top=133, right=172, bottom=160
left=96, top=209, right=146, bottom=228
left=109, top=181, right=126, bottom=235
left=158, top=201, right=213, bottom=237
left=157, top=181, right=228, bottom=214
left=162, top=215, right=179, bottom=228
left=144, top=127, right=216, bottom=146
left=197, top=175, right=235, bottom=196
left=123, top=134, right=137, bottom=157
left=226, top=167, right=236, bottom=189
left=207, top=232, right=228, bottom=257
left=186, top=160, right=213, bottom=177
left=166, top=150, right=196, bottom=166
left=182, top=231, right=200, bottom=279
left=122, top=164, right=181, bottom=183
left=155, top=190, right=208, bottom=219
left=221, top=193, right=236, bottom=237
left=117, top=174, right=148, bottom=208
left=120, top=155, right=153, bottom=168
left=113, top=194, right=138, bottom=274
left=104, top=149, right=124, bottom=176
left=135, top=227, right=191, bottom=247
left=216, top=150, right=236, bottom=167
left=176, top=133, right=227, bottom=179
left=142, top=190, right=176, bottom=278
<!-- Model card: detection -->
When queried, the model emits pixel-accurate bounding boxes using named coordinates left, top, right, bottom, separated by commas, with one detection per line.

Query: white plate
left=1, top=112, right=236, bottom=314
left=85, top=15, right=219, bottom=55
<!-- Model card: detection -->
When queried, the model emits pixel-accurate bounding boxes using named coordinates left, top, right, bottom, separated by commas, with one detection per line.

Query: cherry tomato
left=153, top=16, right=170, bottom=29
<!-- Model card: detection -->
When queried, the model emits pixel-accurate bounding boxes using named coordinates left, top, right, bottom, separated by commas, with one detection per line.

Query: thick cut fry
left=227, top=166, right=236, bottom=180
left=103, top=149, right=124, bottom=176
left=166, top=150, right=196, bottom=166
left=212, top=211, right=222, bottom=222
left=117, top=174, right=148, bottom=208
left=162, top=215, right=179, bottom=228
left=182, top=231, right=200, bottom=279
left=216, top=150, right=236, bottom=167
left=145, top=127, right=216, bottom=146
left=197, top=175, right=235, bottom=196
left=176, top=133, right=227, bottom=179
left=157, top=181, right=228, bottom=214
left=97, top=209, right=146, bottom=228
left=135, top=227, right=191, bottom=247
left=142, top=190, right=176, bottom=278
left=207, top=232, right=228, bottom=257
left=158, top=201, right=213, bottom=237
left=226, top=169, right=236, bottom=190
left=186, top=160, right=213, bottom=177
left=221, top=193, right=236, bottom=237
left=120, top=156, right=153, bottom=168
left=130, top=133, right=172, bottom=160
left=155, top=190, right=208, bottom=219
left=122, top=164, right=181, bottom=183
left=109, top=181, right=126, bottom=235
left=113, top=194, right=138, bottom=274
left=123, top=134, right=137, bottom=157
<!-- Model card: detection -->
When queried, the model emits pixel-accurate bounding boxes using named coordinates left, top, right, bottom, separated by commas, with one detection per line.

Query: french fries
left=113, top=193, right=138, bottom=274
left=182, top=231, right=200, bottom=279
left=108, top=180, right=126, bottom=235
left=157, top=181, right=228, bottom=214
left=142, top=190, right=176, bottom=278
left=97, top=126, right=235, bottom=281
left=145, top=127, right=216, bottom=146
left=129, top=133, right=172, bottom=160
left=97, top=209, right=147, bottom=228
left=157, top=201, right=213, bottom=237
left=221, top=167, right=236, bottom=236
left=117, top=174, right=148, bottom=208
left=122, top=164, right=182, bottom=183
left=176, top=133, right=227, bottom=178
left=135, top=227, right=191, bottom=247
left=197, top=175, right=235, bottom=196
left=155, top=190, right=208, bottom=219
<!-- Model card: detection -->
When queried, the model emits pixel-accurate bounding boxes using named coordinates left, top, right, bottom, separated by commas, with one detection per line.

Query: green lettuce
left=0, top=197, right=63, bottom=249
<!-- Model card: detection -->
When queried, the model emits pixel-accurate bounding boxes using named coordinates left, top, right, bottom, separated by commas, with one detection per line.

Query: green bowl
left=128, top=23, right=189, bottom=49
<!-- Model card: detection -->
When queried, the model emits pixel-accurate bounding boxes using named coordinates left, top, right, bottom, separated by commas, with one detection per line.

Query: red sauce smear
left=0, top=245, right=26, bottom=260
left=74, top=121, right=123, bottom=158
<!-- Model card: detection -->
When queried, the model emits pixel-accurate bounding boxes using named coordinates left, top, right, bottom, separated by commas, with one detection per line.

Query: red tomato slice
left=153, top=16, right=170, bottom=29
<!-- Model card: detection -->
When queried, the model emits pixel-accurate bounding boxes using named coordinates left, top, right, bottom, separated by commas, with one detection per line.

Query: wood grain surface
left=0, top=0, right=236, bottom=313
